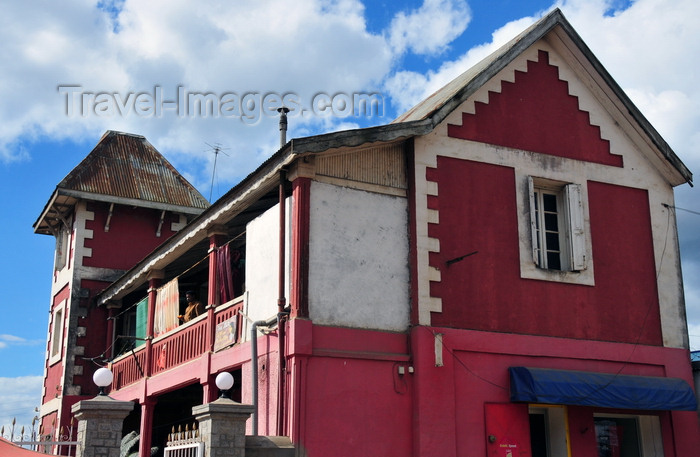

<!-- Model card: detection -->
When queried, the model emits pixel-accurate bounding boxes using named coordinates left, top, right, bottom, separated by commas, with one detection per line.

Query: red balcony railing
left=111, top=296, right=245, bottom=390
left=151, top=316, right=208, bottom=376
left=112, top=347, right=147, bottom=389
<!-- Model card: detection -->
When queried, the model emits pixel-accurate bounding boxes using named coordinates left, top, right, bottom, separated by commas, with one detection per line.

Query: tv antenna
left=205, top=142, right=230, bottom=202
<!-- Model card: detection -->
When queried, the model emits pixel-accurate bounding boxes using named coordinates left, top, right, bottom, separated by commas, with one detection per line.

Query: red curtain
left=217, top=244, right=235, bottom=304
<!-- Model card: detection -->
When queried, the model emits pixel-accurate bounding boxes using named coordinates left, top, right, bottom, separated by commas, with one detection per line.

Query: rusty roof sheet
left=58, top=130, right=209, bottom=209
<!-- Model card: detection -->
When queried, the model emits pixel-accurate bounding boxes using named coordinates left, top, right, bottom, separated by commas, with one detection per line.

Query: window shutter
left=528, top=176, right=539, bottom=266
left=565, top=183, right=586, bottom=271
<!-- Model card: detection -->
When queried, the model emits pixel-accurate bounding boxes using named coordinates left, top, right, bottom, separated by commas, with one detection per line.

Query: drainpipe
left=277, top=166, right=289, bottom=436
left=251, top=316, right=278, bottom=436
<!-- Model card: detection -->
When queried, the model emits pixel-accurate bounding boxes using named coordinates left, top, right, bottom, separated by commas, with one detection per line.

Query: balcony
left=110, top=296, right=245, bottom=390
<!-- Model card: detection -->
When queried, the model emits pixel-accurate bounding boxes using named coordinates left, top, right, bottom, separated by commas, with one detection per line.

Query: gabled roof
left=393, top=8, right=692, bottom=186
left=34, top=131, right=209, bottom=235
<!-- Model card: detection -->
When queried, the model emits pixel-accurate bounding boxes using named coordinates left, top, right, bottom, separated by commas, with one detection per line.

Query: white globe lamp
left=215, top=372, right=234, bottom=399
left=93, top=367, right=114, bottom=396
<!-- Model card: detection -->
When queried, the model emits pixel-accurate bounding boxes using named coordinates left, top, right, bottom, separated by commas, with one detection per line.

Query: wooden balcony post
left=207, top=225, right=227, bottom=309
left=290, top=176, right=312, bottom=318
left=204, top=226, right=227, bottom=403
left=138, top=398, right=157, bottom=457
left=105, top=301, right=120, bottom=360
left=288, top=159, right=314, bottom=318
left=145, top=270, right=164, bottom=378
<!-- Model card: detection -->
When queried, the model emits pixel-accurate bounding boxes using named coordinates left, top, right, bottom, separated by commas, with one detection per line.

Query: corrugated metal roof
left=58, top=130, right=209, bottom=209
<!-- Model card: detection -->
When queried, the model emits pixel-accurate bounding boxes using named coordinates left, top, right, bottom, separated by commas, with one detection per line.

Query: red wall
left=447, top=50, right=622, bottom=167
left=39, top=411, right=57, bottom=441
left=42, top=286, right=70, bottom=404
left=83, top=202, right=179, bottom=270
left=427, top=157, right=662, bottom=344
left=72, top=279, right=110, bottom=398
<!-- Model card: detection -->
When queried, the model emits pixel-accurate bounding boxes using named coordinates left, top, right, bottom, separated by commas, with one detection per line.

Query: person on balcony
left=180, top=290, right=204, bottom=323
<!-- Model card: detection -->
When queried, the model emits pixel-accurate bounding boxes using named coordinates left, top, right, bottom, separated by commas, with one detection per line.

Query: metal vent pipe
left=278, top=106, right=290, bottom=147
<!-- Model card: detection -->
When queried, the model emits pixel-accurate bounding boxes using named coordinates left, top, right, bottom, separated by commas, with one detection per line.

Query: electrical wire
left=421, top=326, right=508, bottom=391
left=663, top=204, right=700, bottom=217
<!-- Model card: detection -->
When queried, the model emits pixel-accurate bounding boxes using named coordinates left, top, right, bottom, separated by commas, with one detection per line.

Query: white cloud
left=385, top=14, right=540, bottom=113
left=388, top=0, right=471, bottom=55
left=0, top=0, right=394, bottom=186
left=0, top=376, right=43, bottom=436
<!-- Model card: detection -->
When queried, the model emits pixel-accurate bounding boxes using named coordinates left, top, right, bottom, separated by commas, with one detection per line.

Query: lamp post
left=215, top=372, right=234, bottom=399
left=93, top=367, right=114, bottom=396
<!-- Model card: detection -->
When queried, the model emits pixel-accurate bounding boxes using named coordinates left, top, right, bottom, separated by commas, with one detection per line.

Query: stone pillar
left=71, top=396, right=134, bottom=457
left=193, top=398, right=254, bottom=457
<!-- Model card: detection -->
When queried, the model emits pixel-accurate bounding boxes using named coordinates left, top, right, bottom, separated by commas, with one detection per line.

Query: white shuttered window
left=529, top=176, right=587, bottom=272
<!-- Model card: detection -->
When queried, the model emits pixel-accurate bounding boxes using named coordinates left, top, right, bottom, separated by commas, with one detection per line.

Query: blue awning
left=509, top=367, right=697, bottom=411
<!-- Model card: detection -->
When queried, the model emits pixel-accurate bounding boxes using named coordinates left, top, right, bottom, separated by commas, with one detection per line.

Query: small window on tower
left=54, top=224, right=71, bottom=271
left=49, top=300, right=66, bottom=365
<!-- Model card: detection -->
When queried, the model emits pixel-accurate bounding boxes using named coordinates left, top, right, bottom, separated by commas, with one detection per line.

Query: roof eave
left=56, top=188, right=207, bottom=216
left=289, top=119, right=432, bottom=155
left=33, top=188, right=63, bottom=235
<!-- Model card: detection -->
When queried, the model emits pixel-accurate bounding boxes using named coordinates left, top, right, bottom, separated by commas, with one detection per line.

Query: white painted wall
left=244, top=198, right=291, bottom=341
left=308, top=181, right=410, bottom=331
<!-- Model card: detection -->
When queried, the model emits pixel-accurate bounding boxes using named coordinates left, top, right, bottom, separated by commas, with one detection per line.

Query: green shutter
left=135, top=297, right=148, bottom=348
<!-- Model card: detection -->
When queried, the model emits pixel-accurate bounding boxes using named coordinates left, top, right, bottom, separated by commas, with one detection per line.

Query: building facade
left=34, top=131, right=209, bottom=445
left=36, top=10, right=698, bottom=457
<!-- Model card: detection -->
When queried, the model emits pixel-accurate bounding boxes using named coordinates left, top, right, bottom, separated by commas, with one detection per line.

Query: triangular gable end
left=447, top=49, right=623, bottom=167
left=395, top=8, right=691, bottom=187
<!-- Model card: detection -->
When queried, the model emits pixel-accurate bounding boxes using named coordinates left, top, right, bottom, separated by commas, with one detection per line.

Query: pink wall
left=83, top=202, right=179, bottom=270
left=290, top=323, right=412, bottom=457
left=287, top=324, right=698, bottom=457
left=426, top=157, right=662, bottom=345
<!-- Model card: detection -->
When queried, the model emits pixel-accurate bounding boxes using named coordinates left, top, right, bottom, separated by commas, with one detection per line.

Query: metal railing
left=163, top=423, right=203, bottom=457
left=1, top=419, right=78, bottom=455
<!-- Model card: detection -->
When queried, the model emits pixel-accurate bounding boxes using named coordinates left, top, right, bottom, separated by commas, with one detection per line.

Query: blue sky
left=2, top=0, right=699, bottom=432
